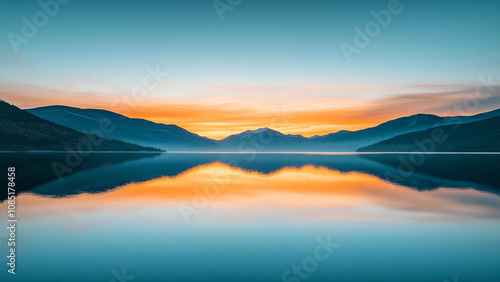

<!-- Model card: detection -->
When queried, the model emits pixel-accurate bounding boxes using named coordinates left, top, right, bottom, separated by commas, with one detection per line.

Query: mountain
left=309, top=114, right=445, bottom=151
left=27, top=105, right=219, bottom=151
left=218, top=115, right=456, bottom=152
left=218, top=128, right=311, bottom=152
left=27, top=104, right=500, bottom=152
left=0, top=100, right=160, bottom=152
left=309, top=108, right=500, bottom=151
left=218, top=108, right=500, bottom=152
left=358, top=116, right=500, bottom=152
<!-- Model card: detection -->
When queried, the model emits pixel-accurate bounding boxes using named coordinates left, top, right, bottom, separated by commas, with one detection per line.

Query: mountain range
left=26, top=104, right=500, bottom=152
left=358, top=115, right=500, bottom=152
left=27, top=105, right=218, bottom=151
left=0, top=100, right=160, bottom=152
left=0, top=98, right=498, bottom=152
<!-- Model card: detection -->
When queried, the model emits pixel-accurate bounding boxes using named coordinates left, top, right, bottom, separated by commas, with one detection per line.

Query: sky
left=1, top=0, right=500, bottom=139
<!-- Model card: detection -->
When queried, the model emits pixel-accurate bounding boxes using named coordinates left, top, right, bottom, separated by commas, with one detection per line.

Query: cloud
left=1, top=81, right=500, bottom=139
left=365, top=83, right=500, bottom=117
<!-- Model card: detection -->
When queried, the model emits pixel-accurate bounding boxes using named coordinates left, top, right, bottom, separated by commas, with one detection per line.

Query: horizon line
left=17, top=102, right=500, bottom=140
left=1, top=151, right=500, bottom=155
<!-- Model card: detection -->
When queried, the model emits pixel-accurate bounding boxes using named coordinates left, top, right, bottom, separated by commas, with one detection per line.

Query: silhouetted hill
left=27, top=105, right=219, bottom=151
left=0, top=100, right=161, bottom=151
left=310, top=108, right=500, bottom=151
left=27, top=104, right=500, bottom=152
left=358, top=116, right=500, bottom=152
left=218, top=127, right=312, bottom=151
left=217, top=109, right=500, bottom=151
left=216, top=115, right=452, bottom=151
left=310, top=114, right=445, bottom=151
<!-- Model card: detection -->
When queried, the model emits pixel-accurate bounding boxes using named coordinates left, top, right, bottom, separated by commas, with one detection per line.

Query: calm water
left=1, top=153, right=499, bottom=282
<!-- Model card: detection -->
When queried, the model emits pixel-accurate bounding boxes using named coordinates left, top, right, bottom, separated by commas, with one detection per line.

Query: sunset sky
left=1, top=0, right=500, bottom=139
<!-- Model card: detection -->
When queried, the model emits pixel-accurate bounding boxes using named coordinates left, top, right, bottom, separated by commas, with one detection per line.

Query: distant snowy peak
left=240, top=127, right=282, bottom=136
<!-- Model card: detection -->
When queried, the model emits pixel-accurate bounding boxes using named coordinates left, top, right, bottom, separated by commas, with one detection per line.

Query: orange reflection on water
left=16, top=162, right=500, bottom=226
left=72, top=163, right=396, bottom=206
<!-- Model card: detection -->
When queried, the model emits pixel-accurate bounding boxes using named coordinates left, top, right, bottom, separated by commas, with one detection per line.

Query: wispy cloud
left=1, top=82, right=499, bottom=139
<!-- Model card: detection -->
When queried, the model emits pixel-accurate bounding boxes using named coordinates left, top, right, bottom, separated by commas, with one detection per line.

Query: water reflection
left=0, top=152, right=160, bottom=201
left=1, top=153, right=499, bottom=281
left=20, top=161, right=500, bottom=224
left=3, top=153, right=497, bottom=225
left=5, top=153, right=499, bottom=199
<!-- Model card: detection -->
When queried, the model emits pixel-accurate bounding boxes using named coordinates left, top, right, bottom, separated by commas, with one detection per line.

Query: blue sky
left=1, top=0, right=499, bottom=137
left=2, top=0, right=499, bottom=85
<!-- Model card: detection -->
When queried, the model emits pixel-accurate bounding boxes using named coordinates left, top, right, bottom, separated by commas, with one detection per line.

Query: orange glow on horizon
left=123, top=105, right=377, bottom=139
left=2, top=82, right=497, bottom=139
left=16, top=163, right=499, bottom=226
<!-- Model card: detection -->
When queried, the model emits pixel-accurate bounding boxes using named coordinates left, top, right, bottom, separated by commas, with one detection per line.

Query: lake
left=1, top=152, right=499, bottom=281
